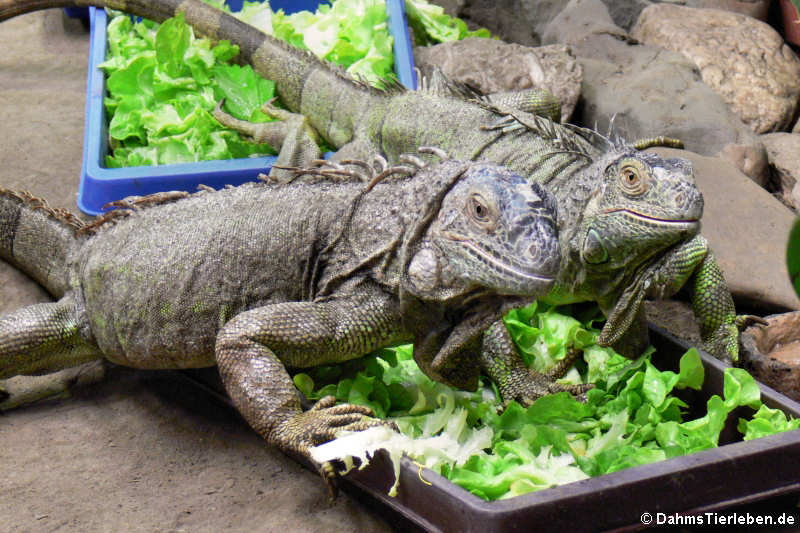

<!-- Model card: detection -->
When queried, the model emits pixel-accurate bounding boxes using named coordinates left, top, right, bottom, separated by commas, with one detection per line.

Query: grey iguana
left=0, top=151, right=580, bottom=490
left=0, top=0, right=756, bottom=385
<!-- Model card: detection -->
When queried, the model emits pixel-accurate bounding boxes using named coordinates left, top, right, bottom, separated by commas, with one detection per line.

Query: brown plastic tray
left=180, top=325, right=800, bottom=532
left=341, top=326, right=800, bottom=533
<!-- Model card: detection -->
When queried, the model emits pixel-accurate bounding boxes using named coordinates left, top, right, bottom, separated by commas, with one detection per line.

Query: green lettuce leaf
left=404, top=0, right=492, bottom=46
left=102, top=10, right=275, bottom=167
left=739, top=405, right=800, bottom=440
left=303, top=304, right=799, bottom=501
left=272, top=0, right=395, bottom=86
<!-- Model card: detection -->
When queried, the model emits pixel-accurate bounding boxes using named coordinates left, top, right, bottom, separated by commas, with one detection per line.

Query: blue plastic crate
left=63, top=7, right=90, bottom=19
left=78, top=0, right=417, bottom=215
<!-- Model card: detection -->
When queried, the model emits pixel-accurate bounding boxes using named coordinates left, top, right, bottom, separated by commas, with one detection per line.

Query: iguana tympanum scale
left=0, top=153, right=577, bottom=489
left=0, top=0, right=748, bottom=366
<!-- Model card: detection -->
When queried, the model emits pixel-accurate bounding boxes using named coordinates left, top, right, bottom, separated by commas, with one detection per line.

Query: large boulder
left=574, top=37, right=760, bottom=156
left=455, top=0, right=566, bottom=46
left=535, top=0, right=770, bottom=185
left=413, top=38, right=583, bottom=122
left=632, top=4, right=800, bottom=134
left=651, top=147, right=800, bottom=312
left=540, top=0, right=629, bottom=46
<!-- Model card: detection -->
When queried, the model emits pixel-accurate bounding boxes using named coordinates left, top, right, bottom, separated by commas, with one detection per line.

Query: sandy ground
left=0, top=11, right=395, bottom=533
left=1, top=8, right=799, bottom=533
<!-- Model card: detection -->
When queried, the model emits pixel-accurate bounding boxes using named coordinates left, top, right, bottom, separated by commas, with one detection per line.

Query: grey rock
left=632, top=4, right=800, bottom=134
left=541, top=0, right=629, bottom=47
left=599, top=0, right=654, bottom=30
left=651, top=147, right=800, bottom=312
left=793, top=182, right=800, bottom=209
left=456, top=0, right=567, bottom=46
left=761, top=132, right=800, bottom=209
left=413, top=38, right=583, bottom=122
left=644, top=299, right=702, bottom=345
left=718, top=143, right=770, bottom=188
left=564, top=29, right=768, bottom=183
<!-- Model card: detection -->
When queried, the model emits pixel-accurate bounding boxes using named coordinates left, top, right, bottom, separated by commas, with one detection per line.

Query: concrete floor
left=0, top=11, right=395, bottom=533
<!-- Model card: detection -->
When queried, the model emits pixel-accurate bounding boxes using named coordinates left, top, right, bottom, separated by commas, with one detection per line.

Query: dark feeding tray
left=179, top=326, right=800, bottom=532
left=339, top=326, right=800, bottom=533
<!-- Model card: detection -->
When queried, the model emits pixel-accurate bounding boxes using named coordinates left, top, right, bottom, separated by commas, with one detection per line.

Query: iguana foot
left=481, top=322, right=593, bottom=406
left=500, top=365, right=593, bottom=407
left=703, top=322, right=740, bottom=365
left=704, top=315, right=767, bottom=366
left=258, top=98, right=298, bottom=121
left=501, top=344, right=592, bottom=406
left=270, top=395, right=391, bottom=499
left=0, top=361, right=106, bottom=411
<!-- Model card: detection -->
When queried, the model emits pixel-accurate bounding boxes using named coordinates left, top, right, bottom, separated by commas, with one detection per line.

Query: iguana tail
left=0, top=0, right=381, bottom=146
left=0, top=189, right=85, bottom=298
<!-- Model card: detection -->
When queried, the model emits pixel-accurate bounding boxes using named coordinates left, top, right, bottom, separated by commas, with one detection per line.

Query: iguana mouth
left=445, top=231, right=555, bottom=283
left=603, top=208, right=700, bottom=225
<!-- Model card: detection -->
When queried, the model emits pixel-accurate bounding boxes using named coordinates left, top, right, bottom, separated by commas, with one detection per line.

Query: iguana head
left=564, top=148, right=703, bottom=298
left=408, top=162, right=560, bottom=298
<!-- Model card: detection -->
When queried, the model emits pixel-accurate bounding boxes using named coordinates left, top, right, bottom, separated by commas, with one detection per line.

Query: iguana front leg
left=602, top=235, right=751, bottom=363
left=682, top=238, right=763, bottom=363
left=214, top=294, right=403, bottom=493
left=480, top=320, right=591, bottom=406
left=637, top=235, right=744, bottom=360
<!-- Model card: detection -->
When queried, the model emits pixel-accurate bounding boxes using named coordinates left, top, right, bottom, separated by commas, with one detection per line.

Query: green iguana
left=0, top=151, right=578, bottom=489
left=0, top=0, right=754, bottom=376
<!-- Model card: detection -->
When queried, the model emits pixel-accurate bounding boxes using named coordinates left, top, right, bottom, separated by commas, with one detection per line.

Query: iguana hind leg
left=0, top=293, right=101, bottom=380
left=212, top=99, right=323, bottom=180
left=480, top=320, right=592, bottom=407
left=486, top=89, right=562, bottom=123
left=214, top=295, right=402, bottom=494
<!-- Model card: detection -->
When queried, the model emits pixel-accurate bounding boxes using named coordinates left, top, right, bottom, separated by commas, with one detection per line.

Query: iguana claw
left=270, top=396, right=392, bottom=499
left=735, top=314, right=768, bottom=329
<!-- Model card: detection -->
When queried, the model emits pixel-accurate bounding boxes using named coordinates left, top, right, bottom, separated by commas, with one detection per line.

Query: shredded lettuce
left=101, top=12, right=277, bottom=167
left=273, top=0, right=395, bottom=86
left=102, top=0, right=489, bottom=166
left=304, top=303, right=799, bottom=501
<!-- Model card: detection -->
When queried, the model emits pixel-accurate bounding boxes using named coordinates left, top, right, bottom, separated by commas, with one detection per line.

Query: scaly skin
left=0, top=0, right=749, bottom=375
left=0, top=154, right=564, bottom=490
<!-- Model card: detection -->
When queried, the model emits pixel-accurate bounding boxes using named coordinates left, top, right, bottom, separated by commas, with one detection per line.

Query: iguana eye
left=618, top=163, right=648, bottom=196
left=467, top=193, right=494, bottom=227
